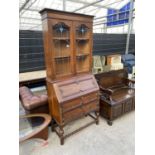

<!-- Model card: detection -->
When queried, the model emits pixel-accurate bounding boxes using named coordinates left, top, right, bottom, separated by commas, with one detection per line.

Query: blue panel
left=107, top=2, right=130, bottom=26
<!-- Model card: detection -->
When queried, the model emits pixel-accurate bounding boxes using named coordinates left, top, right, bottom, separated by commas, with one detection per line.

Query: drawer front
left=63, top=107, right=84, bottom=123
left=83, top=101, right=99, bottom=114
left=62, top=98, right=82, bottom=113
left=82, top=92, right=99, bottom=104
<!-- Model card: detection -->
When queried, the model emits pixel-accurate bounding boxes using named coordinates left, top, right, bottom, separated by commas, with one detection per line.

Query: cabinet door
left=50, top=19, right=74, bottom=79
left=73, top=22, right=93, bottom=74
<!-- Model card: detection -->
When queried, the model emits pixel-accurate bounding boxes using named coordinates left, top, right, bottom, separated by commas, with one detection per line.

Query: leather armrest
left=123, top=78, right=135, bottom=85
left=99, top=86, right=113, bottom=102
left=128, top=78, right=135, bottom=83
left=99, top=86, right=113, bottom=95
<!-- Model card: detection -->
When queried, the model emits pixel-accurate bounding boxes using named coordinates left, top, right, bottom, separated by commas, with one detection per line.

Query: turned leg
left=107, top=107, right=113, bottom=126
left=60, top=137, right=64, bottom=145
left=95, top=111, right=99, bottom=125
left=51, top=119, right=55, bottom=132
left=107, top=120, right=113, bottom=126
left=59, top=125, right=64, bottom=145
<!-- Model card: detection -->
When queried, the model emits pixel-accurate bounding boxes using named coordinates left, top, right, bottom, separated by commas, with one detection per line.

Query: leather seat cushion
left=19, top=86, right=48, bottom=111
left=111, top=88, right=134, bottom=105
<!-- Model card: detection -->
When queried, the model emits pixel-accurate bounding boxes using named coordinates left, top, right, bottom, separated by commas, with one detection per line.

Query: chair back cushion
left=99, top=76, right=125, bottom=89
left=95, top=69, right=128, bottom=88
left=121, top=54, right=135, bottom=62
left=19, top=86, right=48, bottom=111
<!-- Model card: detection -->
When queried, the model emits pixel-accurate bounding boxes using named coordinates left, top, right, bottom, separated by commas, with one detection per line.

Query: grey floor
left=19, top=88, right=135, bottom=155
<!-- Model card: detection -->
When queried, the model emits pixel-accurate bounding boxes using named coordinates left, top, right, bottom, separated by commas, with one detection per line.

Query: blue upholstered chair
left=121, top=54, right=135, bottom=73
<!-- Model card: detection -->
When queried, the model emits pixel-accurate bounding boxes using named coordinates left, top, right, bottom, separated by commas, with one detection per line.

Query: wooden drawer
left=63, top=107, right=84, bottom=123
left=82, top=92, right=99, bottom=104
left=83, top=101, right=99, bottom=114
left=62, top=98, right=82, bottom=113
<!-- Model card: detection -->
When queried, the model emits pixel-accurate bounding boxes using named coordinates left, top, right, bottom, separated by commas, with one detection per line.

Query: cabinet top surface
left=39, top=8, right=94, bottom=18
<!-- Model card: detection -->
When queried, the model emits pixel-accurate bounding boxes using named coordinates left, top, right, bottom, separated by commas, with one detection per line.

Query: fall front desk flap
left=53, top=74, right=99, bottom=103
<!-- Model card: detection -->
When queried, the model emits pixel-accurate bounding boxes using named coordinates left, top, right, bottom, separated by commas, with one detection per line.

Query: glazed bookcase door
left=51, top=19, right=73, bottom=78
left=74, top=22, right=92, bottom=73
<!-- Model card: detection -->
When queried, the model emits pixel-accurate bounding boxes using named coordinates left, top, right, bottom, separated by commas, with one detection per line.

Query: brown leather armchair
left=19, top=86, right=49, bottom=114
left=95, top=69, right=135, bottom=125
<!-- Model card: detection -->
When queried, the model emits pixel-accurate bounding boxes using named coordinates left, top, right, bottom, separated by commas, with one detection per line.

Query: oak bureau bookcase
left=40, top=9, right=100, bottom=145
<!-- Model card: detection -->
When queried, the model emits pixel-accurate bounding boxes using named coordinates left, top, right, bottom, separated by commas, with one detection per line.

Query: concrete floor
left=19, top=88, right=135, bottom=155
left=20, top=112, right=135, bottom=155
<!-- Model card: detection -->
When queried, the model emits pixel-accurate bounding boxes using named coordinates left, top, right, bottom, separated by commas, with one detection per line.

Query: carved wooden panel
left=124, top=98, right=133, bottom=113
left=112, top=104, right=123, bottom=119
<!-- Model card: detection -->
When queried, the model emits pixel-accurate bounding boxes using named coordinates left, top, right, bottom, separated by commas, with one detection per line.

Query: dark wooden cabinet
left=95, top=69, right=135, bottom=126
left=100, top=97, right=135, bottom=126
left=40, top=9, right=99, bottom=145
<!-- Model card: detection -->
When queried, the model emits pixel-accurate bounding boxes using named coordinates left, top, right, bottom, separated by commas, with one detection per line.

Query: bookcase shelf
left=76, top=53, right=89, bottom=57
left=54, top=56, right=70, bottom=59
left=53, top=37, right=70, bottom=40
left=76, top=38, right=89, bottom=41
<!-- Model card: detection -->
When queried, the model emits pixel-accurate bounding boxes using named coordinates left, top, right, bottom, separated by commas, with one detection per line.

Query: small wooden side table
left=19, top=113, right=51, bottom=143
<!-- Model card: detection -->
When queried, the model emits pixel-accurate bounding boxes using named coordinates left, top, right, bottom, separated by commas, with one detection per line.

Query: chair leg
left=107, top=120, right=113, bottom=126
left=59, top=125, right=64, bottom=145
left=51, top=119, right=56, bottom=132
left=95, top=111, right=99, bottom=125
